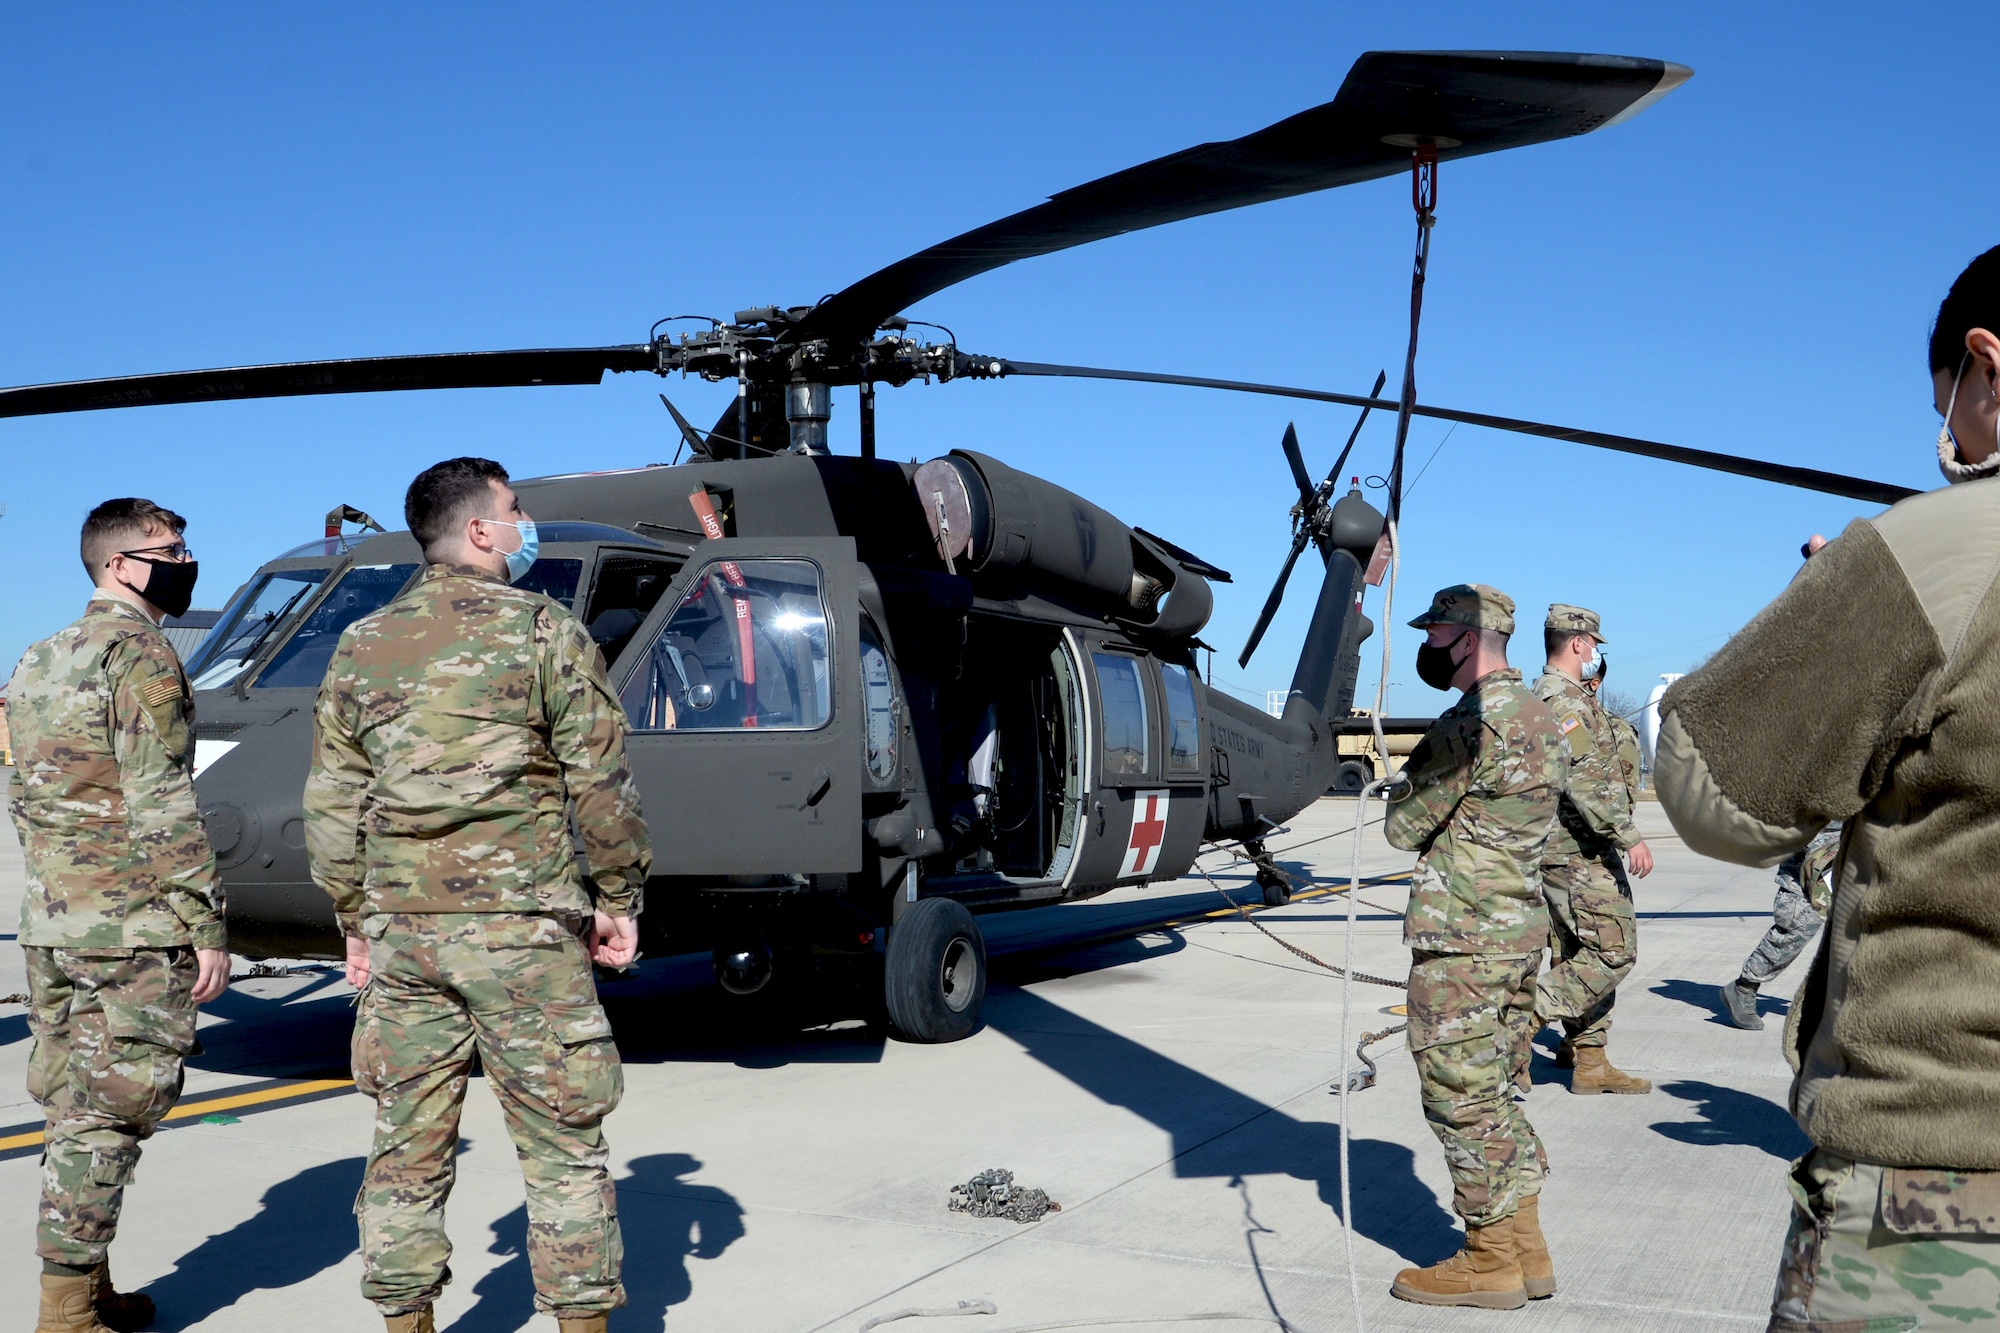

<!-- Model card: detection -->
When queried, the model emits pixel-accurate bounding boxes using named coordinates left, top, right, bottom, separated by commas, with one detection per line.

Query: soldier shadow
left=981, top=977, right=1463, bottom=1267
left=1650, top=978, right=1792, bottom=1026
left=448, top=1152, right=744, bottom=1333
left=1650, top=1080, right=1808, bottom=1160
left=145, top=1154, right=365, bottom=1330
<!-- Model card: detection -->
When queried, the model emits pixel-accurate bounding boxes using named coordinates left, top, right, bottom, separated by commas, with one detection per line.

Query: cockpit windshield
left=254, top=563, right=421, bottom=689
left=185, top=567, right=331, bottom=690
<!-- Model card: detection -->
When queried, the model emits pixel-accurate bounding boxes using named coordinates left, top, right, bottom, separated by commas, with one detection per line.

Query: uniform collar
left=1467, top=667, right=1522, bottom=692
left=422, top=562, right=510, bottom=588
left=1537, top=666, right=1586, bottom=694
left=86, top=591, right=160, bottom=626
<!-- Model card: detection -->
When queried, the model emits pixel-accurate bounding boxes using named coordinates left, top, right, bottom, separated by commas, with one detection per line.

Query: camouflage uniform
left=1532, top=606, right=1644, bottom=1051
left=305, top=563, right=650, bottom=1318
left=1741, top=825, right=1841, bottom=986
left=1388, top=585, right=1565, bottom=1227
left=7, top=593, right=222, bottom=1267
left=1770, top=1149, right=2000, bottom=1330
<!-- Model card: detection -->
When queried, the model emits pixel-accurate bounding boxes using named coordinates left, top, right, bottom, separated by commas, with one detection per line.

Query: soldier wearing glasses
left=9, top=498, right=226, bottom=1333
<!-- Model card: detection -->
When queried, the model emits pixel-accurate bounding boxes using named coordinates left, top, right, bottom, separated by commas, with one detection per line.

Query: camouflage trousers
left=1770, top=1148, right=2000, bottom=1331
left=1537, top=851, right=1636, bottom=1049
left=1406, top=950, right=1547, bottom=1227
left=22, top=945, right=197, bottom=1266
left=352, top=913, right=625, bottom=1316
left=1743, top=826, right=1841, bottom=986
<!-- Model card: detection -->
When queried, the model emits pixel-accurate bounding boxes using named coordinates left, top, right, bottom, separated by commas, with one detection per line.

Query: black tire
left=1332, top=761, right=1371, bottom=795
left=884, top=897, right=987, bottom=1043
left=1258, top=871, right=1292, bottom=907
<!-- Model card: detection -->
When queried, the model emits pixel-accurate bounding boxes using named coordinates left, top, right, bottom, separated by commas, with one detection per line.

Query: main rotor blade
left=793, top=51, right=1690, bottom=346
left=0, top=346, right=658, bottom=419
left=1280, top=422, right=1314, bottom=505
left=999, top=361, right=1919, bottom=507
left=1241, top=531, right=1312, bottom=669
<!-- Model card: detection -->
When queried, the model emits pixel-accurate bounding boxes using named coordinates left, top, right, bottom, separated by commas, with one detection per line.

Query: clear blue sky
left=1, top=4, right=1987, bottom=715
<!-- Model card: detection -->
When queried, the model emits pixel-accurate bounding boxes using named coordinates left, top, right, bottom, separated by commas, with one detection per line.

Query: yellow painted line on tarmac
left=0, top=1078, right=354, bottom=1155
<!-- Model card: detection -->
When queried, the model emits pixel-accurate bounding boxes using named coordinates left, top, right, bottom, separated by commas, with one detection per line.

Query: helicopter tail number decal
left=1120, top=790, right=1172, bottom=878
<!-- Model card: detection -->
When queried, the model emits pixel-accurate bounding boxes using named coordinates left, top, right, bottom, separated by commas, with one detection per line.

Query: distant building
left=162, top=609, right=222, bottom=662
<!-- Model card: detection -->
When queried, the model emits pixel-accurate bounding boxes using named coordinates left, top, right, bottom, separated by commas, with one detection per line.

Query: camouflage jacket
left=1387, top=668, right=1564, bottom=955
left=1532, top=669, right=1642, bottom=860
left=7, top=594, right=223, bottom=949
left=304, top=564, right=651, bottom=934
left=1610, top=713, right=1642, bottom=806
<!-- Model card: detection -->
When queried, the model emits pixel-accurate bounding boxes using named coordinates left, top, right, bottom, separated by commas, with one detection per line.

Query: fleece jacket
left=1655, top=474, right=2000, bottom=1170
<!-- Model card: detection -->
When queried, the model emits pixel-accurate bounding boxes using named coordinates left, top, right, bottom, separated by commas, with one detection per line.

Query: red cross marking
left=1122, top=790, right=1171, bottom=877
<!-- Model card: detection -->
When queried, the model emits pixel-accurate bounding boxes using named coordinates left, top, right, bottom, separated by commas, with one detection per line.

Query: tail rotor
left=1238, top=371, right=1386, bottom=669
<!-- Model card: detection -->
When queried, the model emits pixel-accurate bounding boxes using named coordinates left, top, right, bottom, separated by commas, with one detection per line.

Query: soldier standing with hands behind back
left=11, top=499, right=227, bottom=1333
left=305, top=458, right=651, bottom=1333
left=1386, top=584, right=1567, bottom=1312
left=1533, top=605, right=1653, bottom=1094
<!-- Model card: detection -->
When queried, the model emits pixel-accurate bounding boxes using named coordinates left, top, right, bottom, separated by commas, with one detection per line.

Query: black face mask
left=1416, top=631, right=1469, bottom=691
left=127, top=556, right=200, bottom=619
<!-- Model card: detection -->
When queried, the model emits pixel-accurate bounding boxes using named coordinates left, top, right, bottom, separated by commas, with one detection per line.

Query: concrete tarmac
left=0, top=793, right=1805, bottom=1331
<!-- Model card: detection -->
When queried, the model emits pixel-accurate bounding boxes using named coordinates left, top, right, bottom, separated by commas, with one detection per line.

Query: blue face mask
left=485, top=518, right=539, bottom=583
left=1582, top=646, right=1603, bottom=680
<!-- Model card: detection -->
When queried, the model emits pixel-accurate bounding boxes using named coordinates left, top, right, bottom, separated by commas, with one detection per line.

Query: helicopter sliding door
left=1062, top=630, right=1208, bottom=892
left=612, top=537, right=862, bottom=875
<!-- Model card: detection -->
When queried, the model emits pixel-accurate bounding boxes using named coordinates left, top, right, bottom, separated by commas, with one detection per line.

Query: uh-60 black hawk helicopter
left=2, top=51, right=1916, bottom=1043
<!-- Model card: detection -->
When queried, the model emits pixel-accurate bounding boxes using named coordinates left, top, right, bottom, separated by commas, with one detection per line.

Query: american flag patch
left=141, top=675, right=180, bottom=708
left=1559, top=716, right=1581, bottom=735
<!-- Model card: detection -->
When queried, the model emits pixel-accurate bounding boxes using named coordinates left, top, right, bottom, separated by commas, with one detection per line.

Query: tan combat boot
left=36, top=1272, right=115, bottom=1333
left=1570, top=1044, right=1652, bottom=1094
left=382, top=1309, right=435, bottom=1333
left=557, top=1317, right=609, bottom=1333
left=90, top=1258, right=156, bottom=1333
left=1513, top=1195, right=1556, bottom=1299
left=1389, top=1221, right=1527, bottom=1309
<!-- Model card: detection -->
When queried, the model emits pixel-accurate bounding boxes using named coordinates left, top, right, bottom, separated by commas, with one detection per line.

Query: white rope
left=1336, top=512, right=1402, bottom=1332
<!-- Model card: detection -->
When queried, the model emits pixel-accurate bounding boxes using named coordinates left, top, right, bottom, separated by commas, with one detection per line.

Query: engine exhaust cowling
left=913, top=450, right=1213, bottom=635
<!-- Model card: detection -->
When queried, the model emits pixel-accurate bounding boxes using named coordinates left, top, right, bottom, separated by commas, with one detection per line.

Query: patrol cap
left=1408, top=583, right=1515, bottom=635
left=1545, top=603, right=1606, bottom=643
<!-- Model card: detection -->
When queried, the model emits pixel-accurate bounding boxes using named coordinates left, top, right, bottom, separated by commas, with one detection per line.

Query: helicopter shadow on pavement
left=142, top=1153, right=366, bottom=1331
left=184, top=968, right=360, bottom=1078
left=448, top=1152, right=745, bottom=1333
left=0, top=1012, right=26, bottom=1048
left=984, top=934, right=1463, bottom=1268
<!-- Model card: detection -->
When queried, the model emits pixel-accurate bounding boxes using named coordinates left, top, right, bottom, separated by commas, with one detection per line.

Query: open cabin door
left=611, top=536, right=862, bottom=874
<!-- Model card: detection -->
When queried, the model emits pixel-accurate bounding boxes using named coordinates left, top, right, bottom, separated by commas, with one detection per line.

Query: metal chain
left=1193, top=862, right=1409, bottom=989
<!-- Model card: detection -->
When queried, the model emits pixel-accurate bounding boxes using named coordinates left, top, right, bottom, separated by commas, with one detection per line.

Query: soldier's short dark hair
left=1932, top=244, right=2000, bottom=375
left=80, top=498, right=187, bottom=576
left=406, top=457, right=510, bottom=558
left=1545, top=627, right=1589, bottom=660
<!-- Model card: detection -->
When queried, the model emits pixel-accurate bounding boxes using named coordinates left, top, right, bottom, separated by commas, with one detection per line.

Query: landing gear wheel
left=1257, top=870, right=1292, bottom=907
left=884, top=897, right=987, bottom=1043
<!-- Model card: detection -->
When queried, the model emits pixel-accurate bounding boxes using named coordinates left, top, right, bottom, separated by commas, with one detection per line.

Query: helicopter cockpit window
left=621, top=558, right=831, bottom=732
left=253, top=563, right=420, bottom=689
left=1092, top=651, right=1151, bottom=780
left=585, top=556, right=677, bottom=668
left=185, top=567, right=331, bottom=691
left=513, top=558, right=585, bottom=610
left=1160, top=663, right=1201, bottom=776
